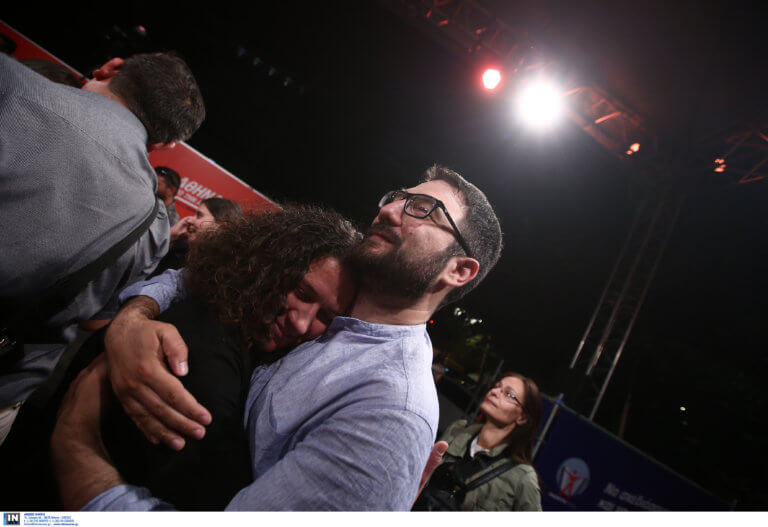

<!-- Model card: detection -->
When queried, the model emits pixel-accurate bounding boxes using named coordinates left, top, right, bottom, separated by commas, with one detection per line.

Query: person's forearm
left=117, top=295, right=161, bottom=320
left=50, top=355, right=126, bottom=511
left=79, top=319, right=112, bottom=331
left=103, top=295, right=160, bottom=349
left=52, top=438, right=124, bottom=510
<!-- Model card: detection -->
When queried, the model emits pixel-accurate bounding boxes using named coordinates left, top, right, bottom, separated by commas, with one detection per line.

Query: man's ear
left=147, top=142, right=177, bottom=153
left=439, top=256, right=479, bottom=289
left=92, top=57, right=125, bottom=80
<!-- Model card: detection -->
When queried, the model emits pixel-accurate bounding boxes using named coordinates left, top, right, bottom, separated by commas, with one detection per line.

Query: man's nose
left=376, top=199, right=404, bottom=226
left=287, top=307, right=315, bottom=337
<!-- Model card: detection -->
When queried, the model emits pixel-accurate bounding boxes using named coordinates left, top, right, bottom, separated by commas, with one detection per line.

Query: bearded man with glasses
left=52, top=165, right=503, bottom=511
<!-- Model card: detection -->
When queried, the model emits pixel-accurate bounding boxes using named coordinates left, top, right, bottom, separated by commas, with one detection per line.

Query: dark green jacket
left=438, top=420, right=542, bottom=511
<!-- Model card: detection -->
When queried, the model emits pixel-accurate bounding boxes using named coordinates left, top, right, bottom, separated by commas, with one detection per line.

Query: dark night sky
left=4, top=0, right=767, bottom=508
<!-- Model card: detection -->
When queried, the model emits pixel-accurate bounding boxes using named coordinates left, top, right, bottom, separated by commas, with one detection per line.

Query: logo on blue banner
left=556, top=458, right=591, bottom=498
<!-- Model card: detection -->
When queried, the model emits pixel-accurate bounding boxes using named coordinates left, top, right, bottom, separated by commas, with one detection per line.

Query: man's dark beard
left=350, top=226, right=454, bottom=300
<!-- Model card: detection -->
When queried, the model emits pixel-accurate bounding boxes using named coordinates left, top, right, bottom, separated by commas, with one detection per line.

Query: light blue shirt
left=118, top=268, right=185, bottom=312
left=83, top=316, right=439, bottom=510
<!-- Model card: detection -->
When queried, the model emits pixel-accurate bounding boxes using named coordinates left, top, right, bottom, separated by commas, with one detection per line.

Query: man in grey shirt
left=52, top=166, right=503, bottom=510
left=0, top=51, right=205, bottom=444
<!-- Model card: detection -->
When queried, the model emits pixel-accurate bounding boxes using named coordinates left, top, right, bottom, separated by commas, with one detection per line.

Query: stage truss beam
left=379, top=0, right=657, bottom=162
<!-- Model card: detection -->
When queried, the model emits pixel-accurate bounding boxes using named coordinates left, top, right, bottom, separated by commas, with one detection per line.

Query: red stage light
left=714, top=158, right=727, bottom=172
left=482, top=68, right=502, bottom=90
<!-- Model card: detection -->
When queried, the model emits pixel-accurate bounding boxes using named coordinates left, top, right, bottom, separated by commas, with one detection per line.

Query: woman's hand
left=170, top=216, right=193, bottom=242
left=415, top=441, right=449, bottom=503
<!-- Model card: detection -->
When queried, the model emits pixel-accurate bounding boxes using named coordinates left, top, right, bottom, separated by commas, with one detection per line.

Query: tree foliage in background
left=429, top=306, right=502, bottom=385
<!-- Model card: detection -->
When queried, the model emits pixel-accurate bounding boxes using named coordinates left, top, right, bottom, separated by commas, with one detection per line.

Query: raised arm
left=52, top=353, right=172, bottom=510
left=51, top=354, right=125, bottom=510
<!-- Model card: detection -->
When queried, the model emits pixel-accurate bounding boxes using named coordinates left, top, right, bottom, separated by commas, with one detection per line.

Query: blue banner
left=534, top=399, right=726, bottom=511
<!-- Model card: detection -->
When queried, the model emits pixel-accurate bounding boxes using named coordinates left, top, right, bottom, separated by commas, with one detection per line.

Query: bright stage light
left=516, top=80, right=564, bottom=130
left=482, top=68, right=502, bottom=90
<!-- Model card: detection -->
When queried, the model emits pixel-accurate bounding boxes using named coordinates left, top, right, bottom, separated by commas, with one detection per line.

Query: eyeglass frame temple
left=434, top=201, right=474, bottom=259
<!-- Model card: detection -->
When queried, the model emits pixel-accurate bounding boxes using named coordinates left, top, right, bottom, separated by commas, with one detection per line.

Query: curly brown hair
left=184, top=204, right=361, bottom=348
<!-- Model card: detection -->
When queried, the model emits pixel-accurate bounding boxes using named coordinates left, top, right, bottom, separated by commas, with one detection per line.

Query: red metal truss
left=380, top=0, right=656, bottom=162
left=712, top=127, right=768, bottom=184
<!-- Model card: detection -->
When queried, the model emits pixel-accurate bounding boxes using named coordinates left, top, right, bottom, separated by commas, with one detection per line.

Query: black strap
left=414, top=456, right=519, bottom=511
left=44, top=199, right=160, bottom=320
left=464, top=458, right=518, bottom=492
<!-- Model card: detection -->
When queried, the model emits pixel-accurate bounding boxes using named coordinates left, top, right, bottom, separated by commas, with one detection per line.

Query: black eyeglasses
left=377, top=190, right=473, bottom=258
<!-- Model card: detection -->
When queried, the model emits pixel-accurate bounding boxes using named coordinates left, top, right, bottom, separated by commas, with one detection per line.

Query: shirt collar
left=325, top=316, right=427, bottom=339
left=469, top=434, right=489, bottom=458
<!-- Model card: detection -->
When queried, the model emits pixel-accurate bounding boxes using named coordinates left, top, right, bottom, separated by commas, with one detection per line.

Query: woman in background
left=153, top=197, right=243, bottom=275
left=416, top=371, right=543, bottom=511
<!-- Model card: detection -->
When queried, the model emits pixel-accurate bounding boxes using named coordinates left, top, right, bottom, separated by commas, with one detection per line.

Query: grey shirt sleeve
left=0, top=202, right=170, bottom=408
left=86, top=200, right=171, bottom=320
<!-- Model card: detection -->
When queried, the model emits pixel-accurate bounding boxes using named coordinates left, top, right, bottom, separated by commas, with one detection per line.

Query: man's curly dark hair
left=184, top=205, right=361, bottom=348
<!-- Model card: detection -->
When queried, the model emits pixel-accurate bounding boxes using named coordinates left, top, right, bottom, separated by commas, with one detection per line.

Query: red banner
left=148, top=145, right=277, bottom=217
left=0, top=19, right=278, bottom=218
